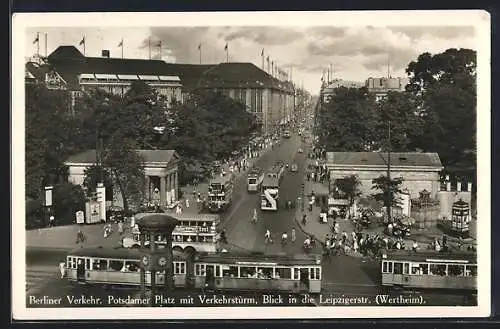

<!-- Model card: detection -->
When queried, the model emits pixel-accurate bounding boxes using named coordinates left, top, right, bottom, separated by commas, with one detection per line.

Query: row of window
left=194, top=264, right=321, bottom=280
left=66, top=257, right=187, bottom=275
left=132, top=234, right=216, bottom=244
left=382, top=261, right=477, bottom=277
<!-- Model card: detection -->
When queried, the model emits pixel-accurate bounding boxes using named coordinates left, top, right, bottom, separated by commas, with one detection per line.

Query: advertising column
left=96, top=182, right=106, bottom=222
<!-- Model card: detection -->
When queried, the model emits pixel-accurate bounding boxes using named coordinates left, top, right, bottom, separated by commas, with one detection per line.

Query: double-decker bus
left=247, top=167, right=264, bottom=193
left=66, top=247, right=322, bottom=293
left=261, top=164, right=285, bottom=211
left=122, top=213, right=221, bottom=253
left=207, top=173, right=234, bottom=213
left=381, top=250, right=477, bottom=292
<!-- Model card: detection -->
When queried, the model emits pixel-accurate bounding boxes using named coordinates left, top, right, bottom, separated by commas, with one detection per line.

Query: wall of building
left=328, top=167, right=441, bottom=199
left=437, top=182, right=473, bottom=220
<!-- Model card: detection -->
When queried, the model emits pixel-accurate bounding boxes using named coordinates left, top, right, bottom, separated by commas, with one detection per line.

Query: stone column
left=145, top=175, right=151, bottom=202
left=160, top=176, right=166, bottom=206
left=173, top=171, right=178, bottom=202
left=166, top=174, right=171, bottom=205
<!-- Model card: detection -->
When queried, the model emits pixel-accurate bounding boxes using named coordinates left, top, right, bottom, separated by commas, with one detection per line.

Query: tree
left=25, top=84, right=75, bottom=198
left=53, top=182, right=86, bottom=226
left=317, top=87, right=379, bottom=151
left=82, top=165, right=114, bottom=198
left=405, top=48, right=476, bottom=174
left=371, top=175, right=404, bottom=221
left=103, top=136, right=146, bottom=212
left=334, top=175, right=361, bottom=216
left=376, top=91, right=424, bottom=152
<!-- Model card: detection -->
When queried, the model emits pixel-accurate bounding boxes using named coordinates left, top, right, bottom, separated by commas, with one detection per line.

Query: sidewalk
left=295, top=176, right=477, bottom=255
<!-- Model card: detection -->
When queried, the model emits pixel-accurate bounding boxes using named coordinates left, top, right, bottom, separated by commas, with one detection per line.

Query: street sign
left=75, top=210, right=85, bottom=224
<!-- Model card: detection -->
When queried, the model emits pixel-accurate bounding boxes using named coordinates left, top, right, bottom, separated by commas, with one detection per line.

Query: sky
left=24, top=18, right=477, bottom=95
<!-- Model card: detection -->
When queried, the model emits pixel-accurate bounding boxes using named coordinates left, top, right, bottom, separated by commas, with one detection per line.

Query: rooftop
left=326, top=152, right=443, bottom=168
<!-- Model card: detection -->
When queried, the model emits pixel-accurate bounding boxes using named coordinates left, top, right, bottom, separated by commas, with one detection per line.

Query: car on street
left=290, top=164, right=298, bottom=172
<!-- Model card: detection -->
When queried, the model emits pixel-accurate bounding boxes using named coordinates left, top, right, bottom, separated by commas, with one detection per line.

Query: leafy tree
left=25, top=84, right=75, bottom=198
left=405, top=48, right=476, bottom=174
left=371, top=175, right=404, bottom=221
left=52, top=181, right=86, bottom=226
left=103, top=136, right=146, bottom=212
left=376, top=91, right=424, bottom=152
left=317, top=87, right=379, bottom=151
left=334, top=175, right=362, bottom=216
left=82, top=164, right=114, bottom=199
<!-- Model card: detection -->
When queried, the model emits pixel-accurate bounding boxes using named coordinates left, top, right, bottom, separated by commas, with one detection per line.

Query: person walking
left=59, top=261, right=66, bottom=279
left=185, top=198, right=190, bottom=209
left=49, top=215, right=55, bottom=228
left=130, top=215, right=135, bottom=229
left=118, top=220, right=124, bottom=235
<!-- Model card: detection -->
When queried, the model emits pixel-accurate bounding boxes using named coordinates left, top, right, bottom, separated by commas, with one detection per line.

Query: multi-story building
left=321, top=79, right=365, bottom=103
left=25, top=46, right=296, bottom=134
left=365, top=77, right=409, bottom=102
left=196, top=62, right=295, bottom=135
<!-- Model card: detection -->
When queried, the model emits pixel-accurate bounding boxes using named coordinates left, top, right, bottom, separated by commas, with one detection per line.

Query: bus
left=122, top=213, right=221, bottom=253
left=66, top=247, right=322, bottom=293
left=381, top=250, right=477, bottom=292
left=247, top=167, right=264, bottom=193
left=207, top=173, right=234, bottom=213
left=261, top=164, right=285, bottom=211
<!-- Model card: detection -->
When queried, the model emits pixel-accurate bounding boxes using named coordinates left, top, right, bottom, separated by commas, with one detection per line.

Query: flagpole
left=121, top=38, right=124, bottom=59
left=199, top=44, right=202, bottom=64
left=83, top=36, right=86, bottom=56
left=226, top=44, right=229, bottom=63
left=36, top=32, right=40, bottom=56
left=148, top=38, right=151, bottom=60
left=44, top=33, right=47, bottom=57
left=159, top=41, right=162, bottom=59
left=261, top=49, right=264, bottom=70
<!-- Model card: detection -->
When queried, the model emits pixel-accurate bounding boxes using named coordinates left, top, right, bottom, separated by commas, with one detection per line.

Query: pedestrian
left=118, top=220, right=124, bottom=235
left=49, top=215, right=55, bottom=228
left=302, top=214, right=307, bottom=226
left=59, top=261, right=66, bottom=279
left=176, top=204, right=182, bottom=215
left=291, top=228, right=296, bottom=243
left=412, top=240, right=419, bottom=253
left=130, top=215, right=135, bottom=229
left=185, top=198, right=190, bottom=208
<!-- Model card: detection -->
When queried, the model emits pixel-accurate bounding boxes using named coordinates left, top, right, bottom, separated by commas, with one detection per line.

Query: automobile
left=290, top=164, right=298, bottom=172
left=298, top=148, right=303, bottom=153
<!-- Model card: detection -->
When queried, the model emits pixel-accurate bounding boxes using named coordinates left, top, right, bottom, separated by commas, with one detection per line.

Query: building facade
left=26, top=47, right=296, bottom=132
left=326, top=151, right=443, bottom=199
left=365, top=77, right=409, bottom=102
left=196, top=63, right=295, bottom=135
left=64, top=149, right=181, bottom=209
left=321, top=79, right=365, bottom=103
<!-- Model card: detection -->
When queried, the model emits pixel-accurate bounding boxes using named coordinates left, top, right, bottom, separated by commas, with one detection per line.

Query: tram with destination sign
left=122, top=213, right=221, bottom=253
left=247, top=167, right=264, bottom=193
left=66, top=247, right=322, bottom=293
left=207, top=173, right=235, bottom=213
left=261, top=164, right=285, bottom=211
left=380, top=250, right=477, bottom=292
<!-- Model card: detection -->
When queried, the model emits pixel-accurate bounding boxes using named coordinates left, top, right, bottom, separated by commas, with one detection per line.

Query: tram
left=66, top=247, right=322, bottom=293
left=380, top=250, right=477, bottom=292
left=122, top=213, right=221, bottom=253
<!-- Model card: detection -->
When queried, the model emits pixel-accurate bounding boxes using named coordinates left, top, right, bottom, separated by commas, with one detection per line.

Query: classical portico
left=65, top=149, right=180, bottom=209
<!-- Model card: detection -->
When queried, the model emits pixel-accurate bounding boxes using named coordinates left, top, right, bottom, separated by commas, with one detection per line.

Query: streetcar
left=247, top=167, right=264, bottom=193
left=122, top=213, right=221, bottom=253
left=207, top=173, right=234, bottom=213
left=66, top=247, right=322, bottom=293
left=380, top=250, right=477, bottom=292
left=261, top=164, right=285, bottom=211
left=66, top=247, right=189, bottom=288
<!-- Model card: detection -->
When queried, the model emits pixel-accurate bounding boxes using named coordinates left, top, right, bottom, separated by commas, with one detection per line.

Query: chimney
left=467, top=182, right=472, bottom=192
left=457, top=182, right=462, bottom=192
left=446, top=182, right=451, bottom=191
left=101, top=50, right=110, bottom=58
